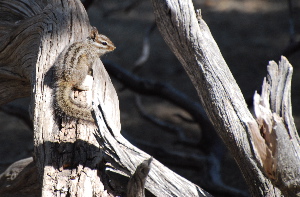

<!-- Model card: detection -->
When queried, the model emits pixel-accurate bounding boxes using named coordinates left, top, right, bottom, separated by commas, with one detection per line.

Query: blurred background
left=1, top=0, right=300, bottom=196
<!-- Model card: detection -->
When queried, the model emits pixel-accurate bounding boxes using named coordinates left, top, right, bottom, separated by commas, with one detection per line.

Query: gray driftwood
left=0, top=0, right=299, bottom=196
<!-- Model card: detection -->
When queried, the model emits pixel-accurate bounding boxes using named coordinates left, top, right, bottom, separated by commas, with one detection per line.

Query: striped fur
left=54, top=29, right=115, bottom=122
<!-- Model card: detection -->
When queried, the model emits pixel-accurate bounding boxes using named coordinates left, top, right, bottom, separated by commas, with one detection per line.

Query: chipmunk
left=54, top=27, right=115, bottom=122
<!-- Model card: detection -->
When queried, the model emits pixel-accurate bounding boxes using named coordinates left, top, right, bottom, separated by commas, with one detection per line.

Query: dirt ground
left=1, top=0, right=300, bottom=196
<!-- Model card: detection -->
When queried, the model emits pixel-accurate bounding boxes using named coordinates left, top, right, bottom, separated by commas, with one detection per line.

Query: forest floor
left=1, top=0, right=300, bottom=196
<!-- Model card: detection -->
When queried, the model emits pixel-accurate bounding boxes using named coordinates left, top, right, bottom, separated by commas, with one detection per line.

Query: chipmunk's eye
left=102, top=42, right=108, bottom=46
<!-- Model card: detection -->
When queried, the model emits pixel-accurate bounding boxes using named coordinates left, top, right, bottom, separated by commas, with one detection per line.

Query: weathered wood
left=92, top=59, right=212, bottom=196
left=2, top=0, right=299, bottom=196
left=150, top=0, right=283, bottom=196
left=0, top=157, right=39, bottom=196
left=254, top=57, right=300, bottom=196
left=0, top=0, right=212, bottom=196
left=0, top=0, right=44, bottom=105
left=127, top=157, right=152, bottom=197
left=29, top=1, right=111, bottom=196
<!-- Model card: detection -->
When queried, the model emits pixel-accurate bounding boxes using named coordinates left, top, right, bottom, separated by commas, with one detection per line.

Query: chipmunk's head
left=89, top=27, right=115, bottom=55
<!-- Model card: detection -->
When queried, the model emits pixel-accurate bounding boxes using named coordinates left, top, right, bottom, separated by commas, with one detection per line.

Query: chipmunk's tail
left=55, top=81, right=94, bottom=122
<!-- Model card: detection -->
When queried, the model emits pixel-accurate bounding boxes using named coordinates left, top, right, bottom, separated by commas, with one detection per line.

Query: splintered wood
left=253, top=56, right=300, bottom=196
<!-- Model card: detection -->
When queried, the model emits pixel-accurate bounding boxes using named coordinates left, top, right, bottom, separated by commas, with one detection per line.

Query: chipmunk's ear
left=89, top=27, right=98, bottom=40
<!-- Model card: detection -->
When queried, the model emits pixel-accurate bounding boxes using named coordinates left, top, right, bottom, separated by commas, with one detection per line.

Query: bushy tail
left=55, top=81, right=94, bottom=122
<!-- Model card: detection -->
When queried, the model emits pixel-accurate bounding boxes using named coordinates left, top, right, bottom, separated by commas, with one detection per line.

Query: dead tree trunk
left=0, top=0, right=299, bottom=196
left=0, top=0, right=211, bottom=196
left=151, top=0, right=300, bottom=196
